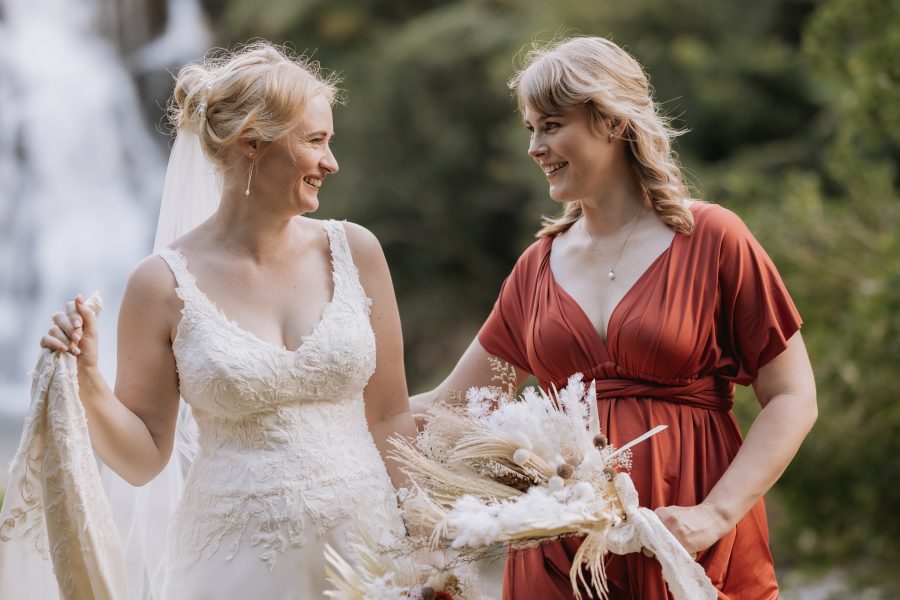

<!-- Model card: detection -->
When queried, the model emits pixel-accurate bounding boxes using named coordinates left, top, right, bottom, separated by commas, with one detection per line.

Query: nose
left=322, top=145, right=339, bottom=174
left=528, top=135, right=547, bottom=159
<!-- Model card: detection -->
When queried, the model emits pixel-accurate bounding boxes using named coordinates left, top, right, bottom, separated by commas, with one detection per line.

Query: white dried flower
left=548, top=475, right=565, bottom=492
left=512, top=448, right=531, bottom=466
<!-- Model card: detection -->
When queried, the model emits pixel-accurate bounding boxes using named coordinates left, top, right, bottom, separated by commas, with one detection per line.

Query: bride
left=39, top=42, right=415, bottom=598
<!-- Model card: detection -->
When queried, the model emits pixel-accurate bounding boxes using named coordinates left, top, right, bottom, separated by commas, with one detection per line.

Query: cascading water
left=0, top=0, right=211, bottom=479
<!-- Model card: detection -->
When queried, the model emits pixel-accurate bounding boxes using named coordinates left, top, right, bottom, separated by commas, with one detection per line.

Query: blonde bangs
left=513, top=55, right=582, bottom=118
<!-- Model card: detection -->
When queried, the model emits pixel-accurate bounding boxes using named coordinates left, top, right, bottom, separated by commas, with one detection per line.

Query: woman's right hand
left=408, top=395, right=432, bottom=433
left=40, top=295, right=99, bottom=367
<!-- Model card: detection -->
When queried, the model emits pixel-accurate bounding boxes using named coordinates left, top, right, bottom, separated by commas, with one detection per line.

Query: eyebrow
left=303, top=130, right=333, bottom=138
left=523, top=112, right=564, bottom=126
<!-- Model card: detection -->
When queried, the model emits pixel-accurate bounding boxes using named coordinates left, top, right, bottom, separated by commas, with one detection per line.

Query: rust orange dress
left=478, top=203, right=801, bottom=600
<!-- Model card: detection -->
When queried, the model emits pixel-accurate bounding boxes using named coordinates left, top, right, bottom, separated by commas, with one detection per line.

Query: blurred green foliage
left=205, top=0, right=899, bottom=589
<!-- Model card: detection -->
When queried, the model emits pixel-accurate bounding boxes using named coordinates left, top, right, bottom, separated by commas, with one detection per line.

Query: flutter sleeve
left=477, top=241, right=543, bottom=375
left=712, top=206, right=803, bottom=385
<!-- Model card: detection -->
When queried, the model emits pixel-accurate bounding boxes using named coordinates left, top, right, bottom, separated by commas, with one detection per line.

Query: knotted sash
left=551, top=373, right=734, bottom=412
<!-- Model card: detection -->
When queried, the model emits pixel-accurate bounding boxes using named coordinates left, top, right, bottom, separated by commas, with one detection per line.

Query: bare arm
left=345, top=223, right=419, bottom=490
left=41, top=256, right=182, bottom=486
left=409, top=337, right=529, bottom=422
left=656, top=330, right=817, bottom=553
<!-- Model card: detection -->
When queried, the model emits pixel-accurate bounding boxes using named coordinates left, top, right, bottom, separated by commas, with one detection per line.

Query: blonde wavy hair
left=509, top=36, right=694, bottom=237
left=168, top=41, right=342, bottom=170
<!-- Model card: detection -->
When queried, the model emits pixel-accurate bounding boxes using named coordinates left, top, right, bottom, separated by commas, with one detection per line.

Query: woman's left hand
left=654, top=502, right=733, bottom=556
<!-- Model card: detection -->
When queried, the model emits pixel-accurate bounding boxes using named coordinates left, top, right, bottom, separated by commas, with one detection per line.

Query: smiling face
left=252, top=93, right=338, bottom=214
left=524, top=102, right=616, bottom=204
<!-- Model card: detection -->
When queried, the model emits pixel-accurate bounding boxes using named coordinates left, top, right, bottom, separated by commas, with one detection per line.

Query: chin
left=298, top=195, right=319, bottom=214
left=548, top=187, right=574, bottom=204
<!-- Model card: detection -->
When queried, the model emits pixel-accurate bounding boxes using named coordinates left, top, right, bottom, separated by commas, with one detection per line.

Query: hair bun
left=166, top=41, right=341, bottom=170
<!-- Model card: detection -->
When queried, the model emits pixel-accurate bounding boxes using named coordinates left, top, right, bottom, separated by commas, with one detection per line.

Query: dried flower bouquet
left=393, top=370, right=716, bottom=600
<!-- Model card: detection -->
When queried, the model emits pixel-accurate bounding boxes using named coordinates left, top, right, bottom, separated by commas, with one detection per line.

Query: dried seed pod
left=444, top=573, right=461, bottom=592
left=548, top=475, right=565, bottom=492
left=421, top=586, right=436, bottom=600
left=565, top=454, right=581, bottom=467
left=556, top=463, right=574, bottom=479
left=593, top=433, right=608, bottom=449
left=512, top=448, right=531, bottom=466
left=603, top=466, right=617, bottom=480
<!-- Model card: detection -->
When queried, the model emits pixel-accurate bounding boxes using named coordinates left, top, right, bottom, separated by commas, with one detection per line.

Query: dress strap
left=322, top=220, right=371, bottom=311
left=157, top=248, right=206, bottom=307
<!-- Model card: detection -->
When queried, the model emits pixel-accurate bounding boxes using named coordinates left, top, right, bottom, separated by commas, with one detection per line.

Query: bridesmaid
left=412, top=36, right=816, bottom=599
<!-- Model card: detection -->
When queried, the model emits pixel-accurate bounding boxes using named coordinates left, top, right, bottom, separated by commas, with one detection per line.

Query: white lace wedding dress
left=155, top=219, right=404, bottom=599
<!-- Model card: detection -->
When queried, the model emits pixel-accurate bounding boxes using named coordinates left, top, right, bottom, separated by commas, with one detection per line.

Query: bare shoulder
left=340, top=220, right=388, bottom=270
left=341, top=220, right=383, bottom=253
left=123, top=255, right=181, bottom=317
left=336, top=220, right=394, bottom=300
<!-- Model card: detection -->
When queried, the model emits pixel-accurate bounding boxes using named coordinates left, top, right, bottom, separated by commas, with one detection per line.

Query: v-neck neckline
left=545, top=218, right=684, bottom=352
left=168, top=223, right=338, bottom=355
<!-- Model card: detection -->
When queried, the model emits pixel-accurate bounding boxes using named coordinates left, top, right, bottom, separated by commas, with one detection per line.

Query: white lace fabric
left=158, top=219, right=403, bottom=579
left=0, top=294, right=126, bottom=600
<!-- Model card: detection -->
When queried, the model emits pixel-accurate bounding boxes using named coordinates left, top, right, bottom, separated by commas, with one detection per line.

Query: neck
left=208, top=178, right=298, bottom=263
left=579, top=173, right=647, bottom=237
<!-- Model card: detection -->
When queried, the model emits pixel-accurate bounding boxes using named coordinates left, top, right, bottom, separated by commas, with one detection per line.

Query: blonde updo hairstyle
left=509, top=36, right=694, bottom=237
left=168, top=41, right=341, bottom=171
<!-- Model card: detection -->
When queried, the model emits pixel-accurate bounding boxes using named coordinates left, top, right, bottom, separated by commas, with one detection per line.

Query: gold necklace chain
left=583, top=204, right=644, bottom=281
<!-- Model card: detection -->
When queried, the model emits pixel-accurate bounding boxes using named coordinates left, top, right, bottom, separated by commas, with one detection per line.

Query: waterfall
left=0, top=0, right=211, bottom=424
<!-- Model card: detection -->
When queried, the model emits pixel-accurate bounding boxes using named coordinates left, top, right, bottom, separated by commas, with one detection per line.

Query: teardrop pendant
left=608, top=267, right=615, bottom=280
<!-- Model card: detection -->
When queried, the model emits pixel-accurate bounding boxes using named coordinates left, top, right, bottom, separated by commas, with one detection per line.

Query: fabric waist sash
left=580, top=374, right=734, bottom=412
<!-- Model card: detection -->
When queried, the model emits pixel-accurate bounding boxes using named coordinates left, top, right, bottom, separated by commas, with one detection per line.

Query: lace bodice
left=158, top=220, right=401, bottom=570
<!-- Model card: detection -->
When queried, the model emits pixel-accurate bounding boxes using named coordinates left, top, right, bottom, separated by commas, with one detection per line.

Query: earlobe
left=607, top=119, right=625, bottom=143
left=239, top=138, right=259, bottom=158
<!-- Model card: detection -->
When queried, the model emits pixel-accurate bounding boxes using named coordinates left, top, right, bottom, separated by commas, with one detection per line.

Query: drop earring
left=245, top=155, right=254, bottom=197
